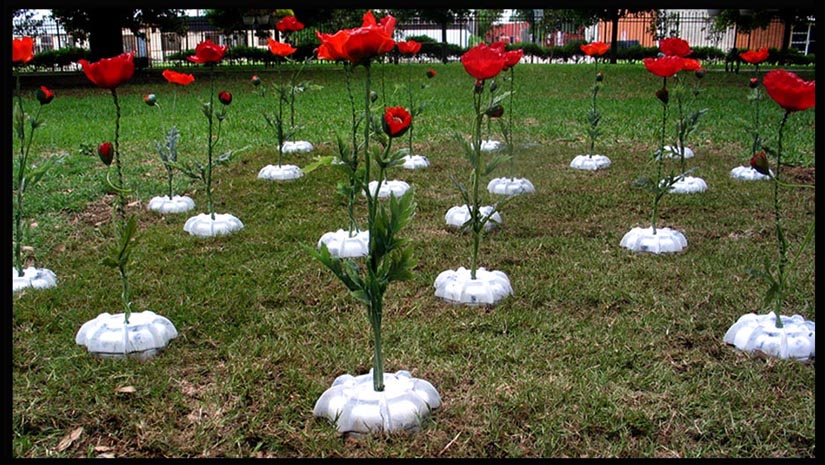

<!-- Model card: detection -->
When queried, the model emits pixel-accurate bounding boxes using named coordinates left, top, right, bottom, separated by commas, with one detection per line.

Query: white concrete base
left=724, top=311, right=815, bottom=362
left=445, top=205, right=501, bottom=232
left=258, top=164, right=304, bottom=181
left=661, top=145, right=694, bottom=159
left=318, top=229, right=370, bottom=258
left=471, top=139, right=503, bottom=152
left=313, top=369, right=441, bottom=435
left=664, top=175, right=708, bottom=194
left=620, top=226, right=687, bottom=253
left=147, top=195, right=195, bottom=214
left=569, top=154, right=611, bottom=171
left=12, top=266, right=57, bottom=292
left=730, top=165, right=773, bottom=181
left=183, top=213, right=244, bottom=237
left=487, top=177, right=535, bottom=196
left=401, top=154, right=430, bottom=170
left=75, top=310, right=178, bottom=361
left=434, top=266, right=512, bottom=306
left=281, top=140, right=313, bottom=153
left=364, top=180, right=410, bottom=199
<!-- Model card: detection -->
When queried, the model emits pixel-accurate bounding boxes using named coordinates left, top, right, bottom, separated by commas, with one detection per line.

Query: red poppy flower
left=218, top=91, right=232, bottom=105
left=580, top=41, right=609, bottom=57
left=461, top=43, right=506, bottom=81
left=740, top=48, right=769, bottom=65
left=162, top=69, right=195, bottom=86
left=762, top=69, right=815, bottom=113
left=503, top=49, right=524, bottom=70
left=144, top=93, right=157, bottom=106
left=78, top=52, right=135, bottom=90
left=749, top=77, right=759, bottom=89
left=681, top=58, right=702, bottom=72
left=12, top=36, right=34, bottom=64
left=187, top=39, right=227, bottom=64
left=643, top=56, right=684, bottom=78
left=426, top=68, right=437, bottom=78
left=316, top=11, right=396, bottom=65
left=251, top=75, right=261, bottom=86
left=596, top=71, right=604, bottom=82
left=268, top=38, right=297, bottom=57
left=276, top=15, right=304, bottom=33
left=397, top=40, right=422, bottom=56
left=382, top=106, right=412, bottom=138
left=658, top=37, right=692, bottom=57
left=315, top=30, right=348, bottom=61
left=36, top=86, right=54, bottom=105
left=750, top=151, right=771, bottom=175
left=98, top=142, right=114, bottom=166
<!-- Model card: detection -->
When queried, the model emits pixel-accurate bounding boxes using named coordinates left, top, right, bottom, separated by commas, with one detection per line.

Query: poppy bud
left=251, top=75, right=261, bottom=86
left=749, top=77, right=759, bottom=89
left=655, top=87, right=669, bottom=104
left=36, top=86, right=54, bottom=105
left=485, top=104, right=504, bottom=118
left=98, top=142, right=114, bottom=166
left=750, top=151, right=771, bottom=176
left=474, top=80, right=484, bottom=94
left=489, top=80, right=498, bottom=92
left=144, top=93, right=157, bottom=106
left=595, top=72, right=604, bottom=82
left=426, top=68, right=436, bottom=78
left=218, top=91, right=232, bottom=105
left=369, top=91, right=378, bottom=103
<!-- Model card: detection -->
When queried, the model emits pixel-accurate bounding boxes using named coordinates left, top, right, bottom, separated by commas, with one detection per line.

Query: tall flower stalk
left=501, top=46, right=523, bottom=177
left=148, top=69, right=195, bottom=200
left=396, top=40, right=422, bottom=156
left=78, top=52, right=137, bottom=322
left=457, top=43, right=511, bottom=279
left=641, top=55, right=686, bottom=233
left=740, top=48, right=770, bottom=160
left=12, top=37, right=59, bottom=278
left=749, top=69, right=815, bottom=328
left=658, top=38, right=706, bottom=174
left=169, top=40, right=247, bottom=221
left=580, top=41, right=609, bottom=158
left=311, top=11, right=414, bottom=393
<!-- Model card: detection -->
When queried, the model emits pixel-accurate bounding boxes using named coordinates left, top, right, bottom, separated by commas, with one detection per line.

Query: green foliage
left=29, top=47, right=90, bottom=70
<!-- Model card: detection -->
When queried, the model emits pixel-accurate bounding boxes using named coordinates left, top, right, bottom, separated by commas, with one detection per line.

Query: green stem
left=119, top=263, right=131, bottom=323
left=771, top=110, right=791, bottom=327
left=344, top=63, right=360, bottom=235
left=370, top=297, right=384, bottom=392
left=111, top=89, right=126, bottom=226
left=470, top=87, right=484, bottom=280
left=675, top=77, right=687, bottom=174
left=406, top=58, right=415, bottom=155
left=650, top=78, right=668, bottom=234
left=206, top=65, right=215, bottom=219
left=751, top=64, right=761, bottom=156
left=507, top=66, right=515, bottom=177
left=14, top=72, right=29, bottom=276
left=589, top=60, right=599, bottom=156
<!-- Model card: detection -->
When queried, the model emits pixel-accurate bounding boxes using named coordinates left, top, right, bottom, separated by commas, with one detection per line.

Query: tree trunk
left=441, top=23, right=448, bottom=64
left=780, top=14, right=794, bottom=59
left=88, top=10, right=127, bottom=61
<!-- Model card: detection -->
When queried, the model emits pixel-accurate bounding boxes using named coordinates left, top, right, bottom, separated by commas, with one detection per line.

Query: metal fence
left=12, top=9, right=816, bottom=70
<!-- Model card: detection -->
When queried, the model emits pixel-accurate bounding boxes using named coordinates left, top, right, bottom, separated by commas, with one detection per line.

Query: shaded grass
left=11, top=62, right=815, bottom=458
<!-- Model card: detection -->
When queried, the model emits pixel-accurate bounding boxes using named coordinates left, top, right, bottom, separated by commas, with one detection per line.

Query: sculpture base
left=487, top=177, right=536, bottom=196
left=434, top=266, right=512, bottom=306
left=12, top=266, right=57, bottom=292
left=183, top=213, right=244, bottom=238
left=75, top=311, right=178, bottom=361
left=313, top=369, right=441, bottom=436
left=620, top=226, right=687, bottom=253
left=317, top=229, right=370, bottom=258
left=724, top=312, right=815, bottom=362
left=445, top=205, right=501, bottom=232
left=147, top=195, right=195, bottom=214
left=258, top=164, right=304, bottom=181
left=281, top=141, right=313, bottom=153
left=401, top=154, right=430, bottom=169
left=569, top=154, right=611, bottom=171
left=730, top=165, right=772, bottom=181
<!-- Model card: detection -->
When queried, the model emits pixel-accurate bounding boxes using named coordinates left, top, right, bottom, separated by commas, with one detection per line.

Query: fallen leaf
left=97, top=453, right=116, bottom=458
left=56, top=426, right=83, bottom=452
left=116, top=386, right=136, bottom=393
left=94, top=445, right=114, bottom=452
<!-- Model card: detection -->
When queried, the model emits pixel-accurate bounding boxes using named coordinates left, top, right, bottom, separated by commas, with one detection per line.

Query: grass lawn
left=10, top=61, right=815, bottom=458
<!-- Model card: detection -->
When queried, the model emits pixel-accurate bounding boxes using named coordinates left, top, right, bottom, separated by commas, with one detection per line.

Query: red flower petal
left=763, top=69, right=815, bottom=112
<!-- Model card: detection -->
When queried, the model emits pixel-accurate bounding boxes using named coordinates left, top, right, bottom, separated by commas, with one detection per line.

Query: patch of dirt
left=782, top=166, right=815, bottom=185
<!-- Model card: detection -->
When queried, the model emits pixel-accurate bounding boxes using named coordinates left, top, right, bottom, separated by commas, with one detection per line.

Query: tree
left=50, top=8, right=186, bottom=61
left=710, top=8, right=816, bottom=55
left=12, top=9, right=44, bottom=37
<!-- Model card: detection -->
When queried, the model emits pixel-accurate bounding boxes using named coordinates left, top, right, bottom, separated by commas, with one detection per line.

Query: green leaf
left=301, top=155, right=336, bottom=174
